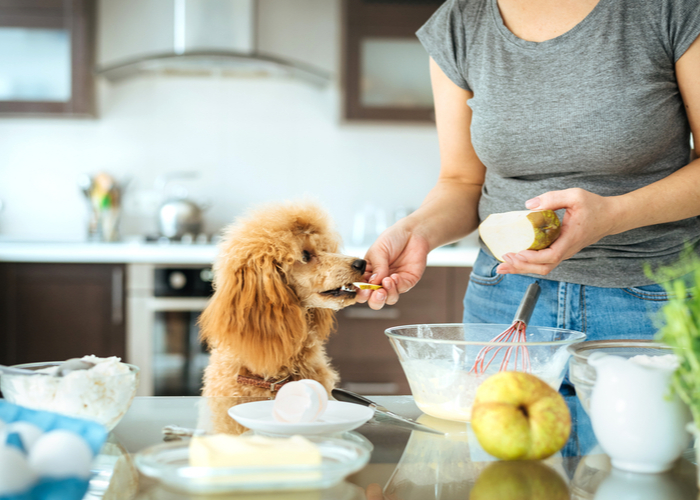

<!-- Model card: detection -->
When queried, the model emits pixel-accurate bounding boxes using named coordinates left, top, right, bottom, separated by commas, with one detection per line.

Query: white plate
left=228, top=401, right=374, bottom=435
left=135, top=435, right=371, bottom=493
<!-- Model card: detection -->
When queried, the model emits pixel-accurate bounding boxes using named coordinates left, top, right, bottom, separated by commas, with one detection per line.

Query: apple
left=471, top=371, right=570, bottom=460
left=470, top=461, right=569, bottom=500
left=479, top=210, right=561, bottom=262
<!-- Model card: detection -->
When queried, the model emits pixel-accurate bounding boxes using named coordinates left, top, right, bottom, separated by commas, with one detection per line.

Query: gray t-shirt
left=417, top=0, right=700, bottom=287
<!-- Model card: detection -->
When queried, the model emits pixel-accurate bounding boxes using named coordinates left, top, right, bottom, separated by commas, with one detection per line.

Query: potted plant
left=652, top=253, right=700, bottom=484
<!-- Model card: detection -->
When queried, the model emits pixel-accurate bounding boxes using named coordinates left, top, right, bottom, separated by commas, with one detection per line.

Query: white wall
left=0, top=75, right=441, bottom=244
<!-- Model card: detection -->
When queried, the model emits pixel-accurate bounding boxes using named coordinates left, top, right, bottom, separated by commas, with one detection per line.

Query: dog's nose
left=352, top=259, right=367, bottom=274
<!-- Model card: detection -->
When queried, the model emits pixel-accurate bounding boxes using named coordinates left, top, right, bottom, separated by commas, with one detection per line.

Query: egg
left=0, top=444, right=38, bottom=495
left=272, top=379, right=329, bottom=423
left=5, top=421, right=43, bottom=453
left=28, top=430, right=94, bottom=479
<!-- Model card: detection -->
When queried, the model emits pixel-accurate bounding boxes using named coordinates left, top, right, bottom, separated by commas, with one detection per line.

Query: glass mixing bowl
left=567, top=340, right=674, bottom=415
left=385, top=324, right=586, bottom=422
left=1, top=361, right=140, bottom=430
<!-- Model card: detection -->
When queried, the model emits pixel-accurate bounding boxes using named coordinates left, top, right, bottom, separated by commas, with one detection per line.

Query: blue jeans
left=463, top=250, right=676, bottom=456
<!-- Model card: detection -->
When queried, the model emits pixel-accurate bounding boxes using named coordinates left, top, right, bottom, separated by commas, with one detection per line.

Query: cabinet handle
left=343, top=308, right=400, bottom=320
left=112, top=267, right=124, bottom=325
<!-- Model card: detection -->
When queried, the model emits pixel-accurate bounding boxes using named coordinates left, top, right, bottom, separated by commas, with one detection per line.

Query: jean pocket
left=469, top=250, right=505, bottom=286
left=623, top=283, right=672, bottom=302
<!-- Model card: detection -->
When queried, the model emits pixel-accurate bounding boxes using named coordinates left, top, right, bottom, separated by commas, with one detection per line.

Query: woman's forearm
left=610, top=158, right=700, bottom=236
left=401, top=177, right=483, bottom=251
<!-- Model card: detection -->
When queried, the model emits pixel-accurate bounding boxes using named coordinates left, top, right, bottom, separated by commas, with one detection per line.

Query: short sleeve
left=416, top=0, right=470, bottom=90
left=665, top=0, right=700, bottom=62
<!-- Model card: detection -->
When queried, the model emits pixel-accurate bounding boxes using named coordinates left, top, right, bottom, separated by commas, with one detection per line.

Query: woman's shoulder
left=426, top=0, right=491, bottom=27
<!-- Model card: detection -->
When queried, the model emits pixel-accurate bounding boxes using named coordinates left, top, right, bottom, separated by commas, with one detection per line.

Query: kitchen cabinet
left=0, top=0, right=95, bottom=116
left=342, top=0, right=444, bottom=122
left=0, top=263, right=125, bottom=367
left=328, top=266, right=471, bottom=394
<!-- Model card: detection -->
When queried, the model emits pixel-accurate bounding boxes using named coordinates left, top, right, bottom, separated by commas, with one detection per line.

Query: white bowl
left=1, top=361, right=139, bottom=430
left=385, top=323, right=586, bottom=421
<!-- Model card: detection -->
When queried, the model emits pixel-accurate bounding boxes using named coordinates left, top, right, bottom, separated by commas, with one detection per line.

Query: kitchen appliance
left=95, top=0, right=331, bottom=86
left=158, top=197, right=205, bottom=240
left=127, top=264, right=213, bottom=396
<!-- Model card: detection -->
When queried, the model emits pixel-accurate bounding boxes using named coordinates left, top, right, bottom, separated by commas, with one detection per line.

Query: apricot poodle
left=199, top=201, right=366, bottom=399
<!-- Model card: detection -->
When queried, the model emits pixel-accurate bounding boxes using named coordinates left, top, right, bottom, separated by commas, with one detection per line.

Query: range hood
left=95, top=0, right=332, bottom=87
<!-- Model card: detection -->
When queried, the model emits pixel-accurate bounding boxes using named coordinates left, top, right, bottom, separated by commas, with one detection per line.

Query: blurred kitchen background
left=0, top=0, right=480, bottom=398
left=0, top=0, right=448, bottom=244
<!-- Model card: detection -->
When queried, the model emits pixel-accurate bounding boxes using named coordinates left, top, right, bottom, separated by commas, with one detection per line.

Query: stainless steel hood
left=95, top=0, right=332, bottom=87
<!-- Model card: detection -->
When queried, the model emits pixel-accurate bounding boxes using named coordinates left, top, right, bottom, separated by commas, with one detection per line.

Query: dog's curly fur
left=199, top=201, right=365, bottom=400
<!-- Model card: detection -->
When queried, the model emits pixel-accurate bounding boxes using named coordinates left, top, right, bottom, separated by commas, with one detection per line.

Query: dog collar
left=236, top=374, right=292, bottom=392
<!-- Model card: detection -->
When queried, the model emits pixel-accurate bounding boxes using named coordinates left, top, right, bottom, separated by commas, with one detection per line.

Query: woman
left=358, top=0, right=700, bottom=342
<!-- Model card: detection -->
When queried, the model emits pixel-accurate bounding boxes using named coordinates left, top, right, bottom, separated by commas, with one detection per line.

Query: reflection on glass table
left=94, top=396, right=700, bottom=499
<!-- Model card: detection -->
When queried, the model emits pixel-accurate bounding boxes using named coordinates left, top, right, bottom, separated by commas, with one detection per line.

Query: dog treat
left=353, top=282, right=383, bottom=290
left=272, top=379, right=329, bottom=423
left=190, top=434, right=321, bottom=467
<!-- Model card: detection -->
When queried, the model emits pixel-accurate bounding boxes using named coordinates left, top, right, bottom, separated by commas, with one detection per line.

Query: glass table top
left=91, top=395, right=699, bottom=499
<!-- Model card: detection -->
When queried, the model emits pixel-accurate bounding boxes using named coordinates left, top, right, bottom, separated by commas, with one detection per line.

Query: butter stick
left=190, top=434, right=321, bottom=468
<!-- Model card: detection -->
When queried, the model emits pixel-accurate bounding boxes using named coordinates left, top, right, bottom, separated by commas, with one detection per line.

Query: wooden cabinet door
left=0, top=263, right=125, bottom=365
left=328, top=266, right=471, bottom=394
left=0, top=0, right=95, bottom=116
left=342, top=0, right=444, bottom=122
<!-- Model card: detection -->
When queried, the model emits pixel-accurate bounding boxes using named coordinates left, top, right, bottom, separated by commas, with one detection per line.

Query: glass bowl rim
left=5, top=361, right=140, bottom=376
left=566, top=339, right=672, bottom=362
left=384, top=323, right=586, bottom=346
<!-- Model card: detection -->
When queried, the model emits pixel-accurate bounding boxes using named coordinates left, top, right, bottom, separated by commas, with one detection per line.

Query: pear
left=478, top=210, right=561, bottom=262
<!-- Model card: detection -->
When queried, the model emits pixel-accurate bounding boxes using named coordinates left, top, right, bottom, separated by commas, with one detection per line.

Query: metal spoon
left=0, top=358, right=95, bottom=377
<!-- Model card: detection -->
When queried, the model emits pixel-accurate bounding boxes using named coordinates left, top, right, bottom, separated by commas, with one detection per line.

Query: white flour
left=628, top=354, right=680, bottom=370
left=3, top=356, right=137, bottom=430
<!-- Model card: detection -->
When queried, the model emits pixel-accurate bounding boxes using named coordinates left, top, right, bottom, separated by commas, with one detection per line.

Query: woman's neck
left=496, top=0, right=602, bottom=43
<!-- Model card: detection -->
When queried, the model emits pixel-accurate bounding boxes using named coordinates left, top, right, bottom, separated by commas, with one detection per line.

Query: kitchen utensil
left=331, top=388, right=443, bottom=435
left=0, top=358, right=95, bottom=377
left=162, top=425, right=207, bottom=441
left=158, top=197, right=205, bottom=239
left=385, top=324, right=585, bottom=421
left=470, top=281, right=541, bottom=375
left=567, top=340, right=673, bottom=415
left=589, top=353, right=692, bottom=473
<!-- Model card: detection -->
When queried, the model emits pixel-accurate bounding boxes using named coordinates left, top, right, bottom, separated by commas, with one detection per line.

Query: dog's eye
left=302, top=250, right=312, bottom=263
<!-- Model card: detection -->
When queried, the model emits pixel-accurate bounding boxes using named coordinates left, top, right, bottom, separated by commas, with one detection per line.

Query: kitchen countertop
left=0, top=241, right=480, bottom=266
left=100, top=395, right=698, bottom=499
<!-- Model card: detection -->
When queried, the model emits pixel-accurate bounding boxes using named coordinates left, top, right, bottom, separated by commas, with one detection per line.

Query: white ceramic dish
left=134, top=435, right=371, bottom=494
left=228, top=401, right=374, bottom=436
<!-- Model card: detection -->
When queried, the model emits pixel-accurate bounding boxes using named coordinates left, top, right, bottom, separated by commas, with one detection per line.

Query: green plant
left=652, top=252, right=700, bottom=423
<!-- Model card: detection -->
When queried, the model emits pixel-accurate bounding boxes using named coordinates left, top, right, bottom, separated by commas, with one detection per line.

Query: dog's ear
left=199, top=255, right=307, bottom=377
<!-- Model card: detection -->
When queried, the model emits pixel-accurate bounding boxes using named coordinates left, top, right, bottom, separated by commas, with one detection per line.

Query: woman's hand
left=355, top=224, right=430, bottom=310
left=496, top=188, right=621, bottom=275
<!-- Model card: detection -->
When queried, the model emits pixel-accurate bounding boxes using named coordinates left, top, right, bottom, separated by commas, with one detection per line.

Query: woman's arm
left=358, top=58, right=485, bottom=309
left=402, top=58, right=486, bottom=249
left=498, top=34, right=700, bottom=276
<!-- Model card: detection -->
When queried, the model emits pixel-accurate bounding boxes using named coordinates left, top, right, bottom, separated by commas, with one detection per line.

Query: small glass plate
left=134, top=435, right=371, bottom=494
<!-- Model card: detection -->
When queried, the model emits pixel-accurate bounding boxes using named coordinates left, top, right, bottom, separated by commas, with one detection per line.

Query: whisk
left=470, top=281, right=541, bottom=375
